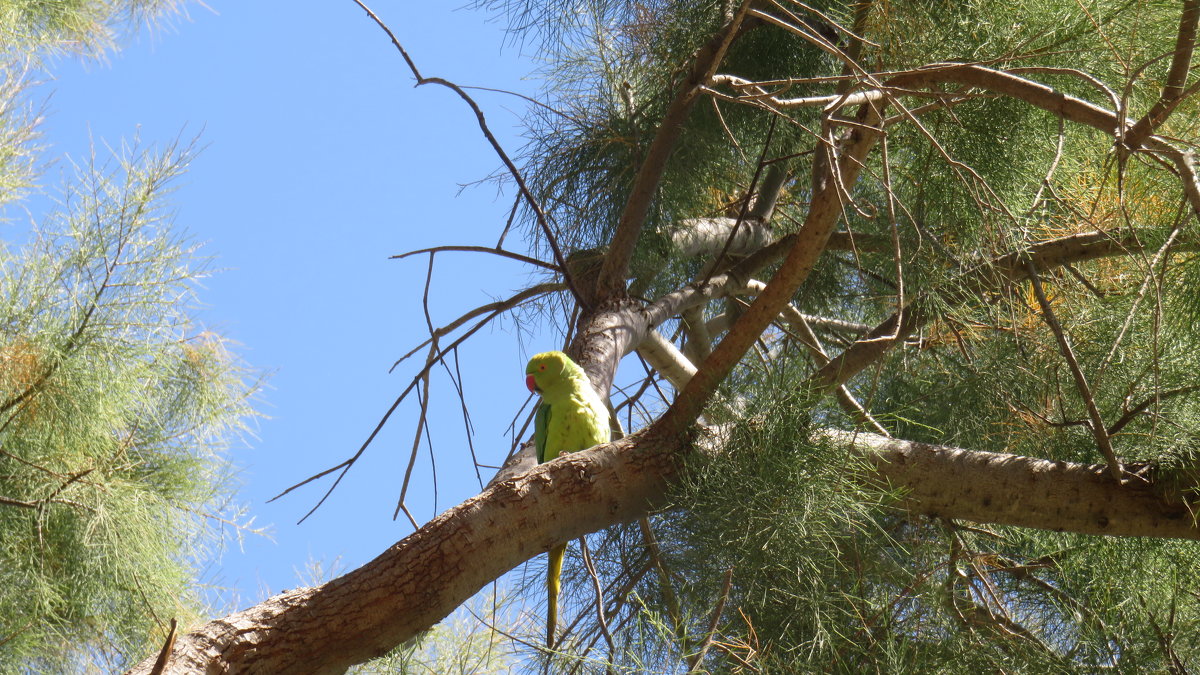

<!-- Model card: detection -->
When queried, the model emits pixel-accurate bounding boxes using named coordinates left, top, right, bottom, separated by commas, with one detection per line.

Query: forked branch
left=350, top=0, right=583, bottom=304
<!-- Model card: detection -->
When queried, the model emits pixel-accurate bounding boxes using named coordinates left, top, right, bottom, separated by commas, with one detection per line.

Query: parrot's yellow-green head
left=525, top=351, right=584, bottom=397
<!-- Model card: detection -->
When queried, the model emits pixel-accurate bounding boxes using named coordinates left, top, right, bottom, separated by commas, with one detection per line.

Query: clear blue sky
left=22, top=2, right=553, bottom=611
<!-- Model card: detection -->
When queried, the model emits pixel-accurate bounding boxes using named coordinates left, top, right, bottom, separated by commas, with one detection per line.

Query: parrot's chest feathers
left=545, top=392, right=610, bottom=454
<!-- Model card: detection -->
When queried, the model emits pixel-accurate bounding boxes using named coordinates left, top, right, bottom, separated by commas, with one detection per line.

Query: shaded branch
left=1108, top=385, right=1200, bottom=436
left=596, top=1, right=757, bottom=299
left=809, top=230, right=1196, bottom=395
left=1024, top=259, right=1122, bottom=481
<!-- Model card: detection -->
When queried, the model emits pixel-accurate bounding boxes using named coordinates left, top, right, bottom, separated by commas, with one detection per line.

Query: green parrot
left=525, top=350, right=611, bottom=648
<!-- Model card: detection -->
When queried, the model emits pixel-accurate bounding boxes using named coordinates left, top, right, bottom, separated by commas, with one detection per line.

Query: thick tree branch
left=130, top=424, right=1200, bottom=673
left=128, top=433, right=680, bottom=674
left=820, top=430, right=1198, bottom=539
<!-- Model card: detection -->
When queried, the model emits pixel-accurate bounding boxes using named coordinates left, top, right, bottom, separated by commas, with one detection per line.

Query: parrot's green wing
left=534, top=401, right=551, bottom=464
left=525, top=350, right=611, bottom=647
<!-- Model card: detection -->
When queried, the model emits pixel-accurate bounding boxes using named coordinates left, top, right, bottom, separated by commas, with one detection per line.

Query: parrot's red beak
left=526, top=374, right=538, bottom=393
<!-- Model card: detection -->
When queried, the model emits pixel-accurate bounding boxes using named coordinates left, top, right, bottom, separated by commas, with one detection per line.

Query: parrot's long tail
left=546, top=542, right=566, bottom=648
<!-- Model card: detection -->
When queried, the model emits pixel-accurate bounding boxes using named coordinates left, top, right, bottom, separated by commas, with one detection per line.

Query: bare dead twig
left=390, top=245, right=558, bottom=272
left=1099, top=220, right=1184, bottom=375
left=272, top=288, right=541, bottom=522
left=448, top=348, right=485, bottom=488
left=392, top=254, right=441, bottom=528
left=392, top=283, right=563, bottom=371
left=349, top=0, right=584, bottom=305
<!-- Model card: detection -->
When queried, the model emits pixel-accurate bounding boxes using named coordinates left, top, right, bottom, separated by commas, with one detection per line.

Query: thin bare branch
left=390, top=245, right=558, bottom=272
left=273, top=286, right=542, bottom=521
left=349, top=0, right=584, bottom=304
left=392, top=254, right=442, bottom=528
left=578, top=537, right=616, bottom=660
left=685, top=567, right=734, bottom=673
left=148, top=618, right=178, bottom=675
left=391, top=283, right=563, bottom=371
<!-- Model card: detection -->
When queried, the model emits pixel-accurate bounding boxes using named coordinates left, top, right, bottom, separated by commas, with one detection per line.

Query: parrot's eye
left=539, top=365, right=546, bottom=371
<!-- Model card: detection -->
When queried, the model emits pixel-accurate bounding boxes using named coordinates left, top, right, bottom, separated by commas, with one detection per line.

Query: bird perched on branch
left=525, top=350, right=611, bottom=648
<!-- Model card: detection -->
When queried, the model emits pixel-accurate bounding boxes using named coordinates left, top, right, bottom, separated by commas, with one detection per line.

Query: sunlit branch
left=656, top=95, right=884, bottom=432
left=1121, top=0, right=1200, bottom=150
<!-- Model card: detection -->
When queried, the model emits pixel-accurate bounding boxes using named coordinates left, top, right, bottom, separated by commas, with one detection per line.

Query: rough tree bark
left=128, top=423, right=1200, bottom=674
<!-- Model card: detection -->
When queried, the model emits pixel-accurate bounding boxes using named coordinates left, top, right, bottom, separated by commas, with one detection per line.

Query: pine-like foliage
left=0, top=0, right=179, bottom=58
left=0, top=142, right=258, bottom=672
left=0, top=2, right=258, bottom=671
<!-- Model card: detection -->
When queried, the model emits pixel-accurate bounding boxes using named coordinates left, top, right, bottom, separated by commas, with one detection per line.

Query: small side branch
left=638, top=518, right=686, bottom=645
left=658, top=96, right=884, bottom=431
left=685, top=567, right=734, bottom=673
left=390, top=245, right=557, bottom=272
left=148, top=618, right=178, bottom=675
left=1024, top=260, right=1122, bottom=482
left=578, top=537, right=616, bottom=659
left=808, top=230, right=1195, bottom=397
left=392, top=283, right=563, bottom=370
